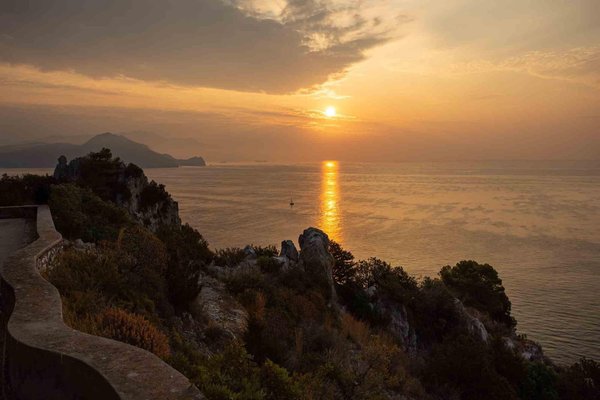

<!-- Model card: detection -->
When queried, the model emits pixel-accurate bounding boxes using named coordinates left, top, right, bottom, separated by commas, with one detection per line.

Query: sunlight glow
left=324, top=106, right=337, bottom=118
left=319, top=160, right=341, bottom=242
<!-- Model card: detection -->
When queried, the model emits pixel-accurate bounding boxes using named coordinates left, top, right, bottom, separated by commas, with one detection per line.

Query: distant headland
left=0, top=132, right=206, bottom=168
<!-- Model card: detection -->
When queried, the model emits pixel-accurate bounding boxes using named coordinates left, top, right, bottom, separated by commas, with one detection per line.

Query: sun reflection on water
left=319, top=160, right=341, bottom=242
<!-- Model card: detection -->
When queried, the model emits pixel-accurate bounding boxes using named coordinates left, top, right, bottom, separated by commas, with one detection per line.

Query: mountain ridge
left=0, top=132, right=206, bottom=168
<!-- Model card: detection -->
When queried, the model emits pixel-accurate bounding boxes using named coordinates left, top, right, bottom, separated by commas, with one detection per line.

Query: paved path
left=0, top=219, right=30, bottom=267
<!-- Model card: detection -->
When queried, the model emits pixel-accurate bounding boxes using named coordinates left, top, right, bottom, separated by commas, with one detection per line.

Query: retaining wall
left=0, top=205, right=204, bottom=400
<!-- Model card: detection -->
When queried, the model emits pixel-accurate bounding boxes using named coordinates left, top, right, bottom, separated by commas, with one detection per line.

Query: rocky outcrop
left=190, top=276, right=248, bottom=344
left=503, top=336, right=545, bottom=362
left=123, top=172, right=181, bottom=231
left=54, top=153, right=181, bottom=232
left=376, top=300, right=418, bottom=353
left=299, top=228, right=336, bottom=303
left=243, top=245, right=257, bottom=259
left=280, top=240, right=299, bottom=262
left=454, top=299, right=489, bottom=343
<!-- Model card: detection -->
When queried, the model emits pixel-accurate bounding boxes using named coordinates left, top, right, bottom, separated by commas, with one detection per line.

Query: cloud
left=0, top=0, right=402, bottom=94
left=447, top=47, right=600, bottom=89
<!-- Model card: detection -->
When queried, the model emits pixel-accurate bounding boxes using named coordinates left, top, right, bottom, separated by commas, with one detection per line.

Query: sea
left=5, top=160, right=599, bottom=365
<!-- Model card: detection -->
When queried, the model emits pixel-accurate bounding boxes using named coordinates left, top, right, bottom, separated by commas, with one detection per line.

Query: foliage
left=440, top=260, right=516, bottom=327
left=329, top=240, right=356, bottom=286
left=257, top=256, right=282, bottom=274
left=253, top=245, right=278, bottom=258
left=139, top=180, right=171, bottom=211
left=519, top=362, right=559, bottom=400
left=98, top=307, right=171, bottom=359
left=70, top=148, right=131, bottom=202
left=0, top=173, right=55, bottom=206
left=355, top=258, right=418, bottom=299
left=124, top=163, right=143, bottom=179
left=49, top=183, right=131, bottom=242
left=185, top=344, right=302, bottom=400
left=214, top=247, right=247, bottom=268
left=157, top=223, right=212, bottom=310
left=423, top=333, right=518, bottom=400
left=556, top=358, right=600, bottom=400
left=410, top=277, right=462, bottom=343
left=35, top=163, right=600, bottom=400
left=49, top=226, right=171, bottom=320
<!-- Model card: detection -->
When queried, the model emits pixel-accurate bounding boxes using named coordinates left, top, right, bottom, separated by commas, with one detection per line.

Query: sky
left=0, top=0, right=599, bottom=161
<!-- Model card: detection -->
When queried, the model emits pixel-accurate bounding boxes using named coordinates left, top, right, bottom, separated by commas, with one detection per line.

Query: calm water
left=5, top=161, right=599, bottom=364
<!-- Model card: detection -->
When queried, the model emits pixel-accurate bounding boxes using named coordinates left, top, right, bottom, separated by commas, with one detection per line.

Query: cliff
left=53, top=149, right=181, bottom=231
left=2, top=156, right=597, bottom=400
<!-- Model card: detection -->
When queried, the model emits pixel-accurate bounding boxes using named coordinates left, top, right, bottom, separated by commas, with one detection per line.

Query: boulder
left=298, top=227, right=336, bottom=304
left=190, top=276, right=248, bottom=343
left=243, top=245, right=257, bottom=259
left=279, top=240, right=299, bottom=262
left=376, top=301, right=418, bottom=353
left=454, top=298, right=489, bottom=342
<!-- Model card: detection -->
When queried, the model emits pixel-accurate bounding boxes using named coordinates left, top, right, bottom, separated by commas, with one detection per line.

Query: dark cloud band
left=0, top=0, right=394, bottom=93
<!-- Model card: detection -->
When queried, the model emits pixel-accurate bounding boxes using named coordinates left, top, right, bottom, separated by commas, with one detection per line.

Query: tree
left=440, top=260, right=515, bottom=327
left=329, top=240, right=356, bottom=286
left=157, top=224, right=212, bottom=310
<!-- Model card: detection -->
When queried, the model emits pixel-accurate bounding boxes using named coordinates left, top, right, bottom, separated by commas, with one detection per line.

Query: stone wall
left=0, top=205, right=204, bottom=400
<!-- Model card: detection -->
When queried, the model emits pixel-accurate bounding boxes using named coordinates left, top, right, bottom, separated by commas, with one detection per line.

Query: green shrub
left=253, top=245, right=278, bottom=258
left=49, top=183, right=131, bottom=242
left=519, top=362, right=558, bottom=400
left=411, top=277, right=462, bottom=343
left=329, top=240, right=356, bottom=286
left=214, top=247, right=247, bottom=268
left=557, top=358, right=600, bottom=400
left=157, top=224, right=212, bottom=310
left=0, top=173, right=55, bottom=205
left=196, top=343, right=265, bottom=400
left=139, top=180, right=171, bottom=212
left=71, top=148, right=131, bottom=202
left=440, top=260, right=515, bottom=327
left=257, top=256, right=282, bottom=274
left=423, top=333, right=518, bottom=400
left=260, top=360, right=301, bottom=400
left=116, top=226, right=171, bottom=316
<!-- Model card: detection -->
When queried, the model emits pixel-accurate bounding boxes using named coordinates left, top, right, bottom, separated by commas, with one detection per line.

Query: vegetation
left=157, top=223, right=212, bottom=310
left=214, top=247, right=247, bottom=268
left=139, top=180, right=171, bottom=211
left=6, top=151, right=594, bottom=400
left=0, top=173, right=55, bottom=205
left=98, top=307, right=171, bottom=359
left=440, top=260, right=516, bottom=327
left=49, top=184, right=131, bottom=242
left=70, top=148, right=131, bottom=202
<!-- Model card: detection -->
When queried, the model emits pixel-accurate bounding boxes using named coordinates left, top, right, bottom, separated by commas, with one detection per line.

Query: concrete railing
left=0, top=205, right=204, bottom=400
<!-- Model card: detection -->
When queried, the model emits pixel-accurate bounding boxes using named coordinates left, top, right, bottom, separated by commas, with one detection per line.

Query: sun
left=324, top=106, right=336, bottom=118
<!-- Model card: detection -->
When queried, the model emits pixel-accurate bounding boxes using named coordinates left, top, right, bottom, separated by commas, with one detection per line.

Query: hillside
left=1, top=150, right=598, bottom=400
left=0, top=132, right=205, bottom=168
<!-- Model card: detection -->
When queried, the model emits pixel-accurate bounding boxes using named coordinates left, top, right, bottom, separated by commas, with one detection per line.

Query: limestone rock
left=454, top=298, right=489, bottom=343
left=243, top=245, right=257, bottom=259
left=279, top=240, right=299, bottom=262
left=53, top=154, right=181, bottom=232
left=298, top=227, right=336, bottom=303
left=190, top=276, right=248, bottom=343
left=376, top=301, right=418, bottom=353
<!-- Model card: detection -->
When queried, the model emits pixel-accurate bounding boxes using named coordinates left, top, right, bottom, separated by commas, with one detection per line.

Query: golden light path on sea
left=319, top=160, right=341, bottom=243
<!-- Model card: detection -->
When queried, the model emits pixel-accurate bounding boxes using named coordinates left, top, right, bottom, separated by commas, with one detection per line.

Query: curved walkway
left=0, top=218, right=31, bottom=267
left=0, top=205, right=204, bottom=400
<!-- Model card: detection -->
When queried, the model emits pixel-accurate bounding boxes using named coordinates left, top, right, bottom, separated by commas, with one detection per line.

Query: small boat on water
left=289, top=198, right=295, bottom=207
